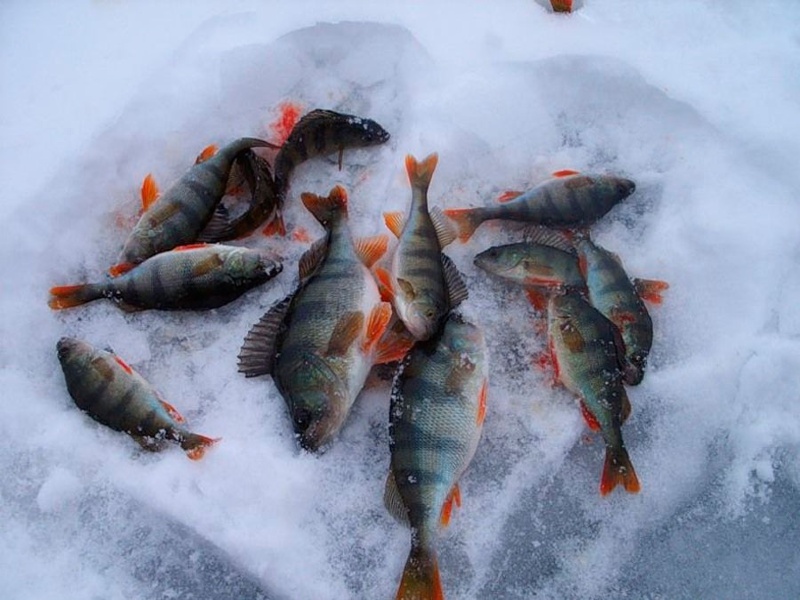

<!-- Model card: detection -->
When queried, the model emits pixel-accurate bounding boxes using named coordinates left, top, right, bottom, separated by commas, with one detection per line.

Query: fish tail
left=48, top=283, right=104, bottom=309
left=600, top=446, right=640, bottom=496
left=181, top=433, right=221, bottom=460
left=396, top=543, right=443, bottom=600
left=405, top=153, right=438, bottom=192
left=442, top=207, right=483, bottom=242
left=301, top=185, right=348, bottom=226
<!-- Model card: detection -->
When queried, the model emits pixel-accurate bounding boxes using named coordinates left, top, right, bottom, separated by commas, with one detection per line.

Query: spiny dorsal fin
left=238, top=294, right=293, bottom=377
left=354, top=235, right=388, bottom=268
left=522, top=226, right=576, bottom=254
left=298, top=236, right=329, bottom=280
left=441, top=253, right=469, bottom=308
left=430, top=206, right=457, bottom=248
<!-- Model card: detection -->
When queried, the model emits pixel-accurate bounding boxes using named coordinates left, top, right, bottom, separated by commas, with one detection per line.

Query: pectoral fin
left=326, top=311, right=365, bottom=357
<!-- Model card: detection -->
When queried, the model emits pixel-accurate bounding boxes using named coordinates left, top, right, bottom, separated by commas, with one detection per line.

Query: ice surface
left=2, top=1, right=800, bottom=599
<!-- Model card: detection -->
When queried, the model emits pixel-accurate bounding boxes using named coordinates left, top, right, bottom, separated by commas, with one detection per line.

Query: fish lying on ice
left=548, top=290, right=640, bottom=495
left=385, top=312, right=488, bottom=600
left=444, top=171, right=636, bottom=242
left=574, top=235, right=668, bottom=385
left=377, top=153, right=468, bottom=341
left=57, top=337, right=218, bottom=459
left=49, top=244, right=282, bottom=311
left=111, top=137, right=277, bottom=275
left=238, top=185, right=407, bottom=451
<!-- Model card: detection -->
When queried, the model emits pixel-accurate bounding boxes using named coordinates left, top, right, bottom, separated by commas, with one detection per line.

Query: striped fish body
left=49, top=244, right=282, bottom=311
left=200, top=150, right=280, bottom=241
left=474, top=241, right=585, bottom=291
left=56, top=338, right=217, bottom=459
left=273, top=109, right=390, bottom=192
left=118, top=137, right=272, bottom=267
left=446, top=174, right=635, bottom=241
left=388, top=313, right=488, bottom=600
left=388, top=154, right=450, bottom=341
left=547, top=291, right=639, bottom=495
left=576, top=238, right=653, bottom=386
left=263, top=187, right=389, bottom=451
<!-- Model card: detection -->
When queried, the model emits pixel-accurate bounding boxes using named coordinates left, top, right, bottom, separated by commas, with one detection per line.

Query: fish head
left=474, top=244, right=524, bottom=275
left=56, top=337, right=94, bottom=365
left=614, top=177, right=636, bottom=198
left=402, top=297, right=446, bottom=341
left=351, top=117, right=391, bottom=146
left=280, top=354, right=348, bottom=452
left=224, top=249, right=283, bottom=286
left=440, top=313, right=486, bottom=362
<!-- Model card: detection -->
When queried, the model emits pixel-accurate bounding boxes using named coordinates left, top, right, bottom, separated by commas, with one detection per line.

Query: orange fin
left=375, top=325, right=415, bottom=365
left=48, top=284, right=96, bottom=309
left=173, top=243, right=210, bottom=252
left=383, top=211, right=405, bottom=238
left=405, top=153, right=438, bottom=189
left=497, top=190, right=522, bottom=203
left=552, top=168, right=580, bottom=177
left=301, top=185, right=348, bottom=225
left=140, top=174, right=160, bottom=211
left=363, top=303, right=393, bottom=354
left=634, top=278, right=670, bottom=305
left=291, top=226, right=311, bottom=243
left=612, top=310, right=638, bottom=326
left=396, top=546, right=443, bottom=600
left=442, top=207, right=480, bottom=242
left=577, top=253, right=589, bottom=279
left=108, top=262, right=136, bottom=278
left=600, top=447, right=640, bottom=496
left=375, top=267, right=395, bottom=302
left=269, top=101, right=303, bottom=146
left=550, top=0, right=573, bottom=13
left=440, top=483, right=462, bottom=527
left=354, top=235, right=388, bottom=268
left=525, top=289, right=548, bottom=312
left=183, top=434, right=221, bottom=461
left=113, top=355, right=134, bottom=375
left=477, top=379, right=488, bottom=425
left=262, top=212, right=287, bottom=237
left=159, top=399, right=185, bottom=423
left=579, top=400, right=601, bottom=431
left=195, top=144, right=218, bottom=164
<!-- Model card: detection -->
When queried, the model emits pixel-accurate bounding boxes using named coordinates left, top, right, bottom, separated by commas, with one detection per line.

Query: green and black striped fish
left=238, top=185, right=407, bottom=452
left=575, top=236, right=668, bottom=385
left=57, top=337, right=218, bottom=459
left=377, top=153, right=468, bottom=341
left=273, top=109, right=390, bottom=193
left=384, top=312, right=488, bottom=600
left=547, top=290, right=640, bottom=496
left=49, top=243, right=282, bottom=311
left=444, top=170, right=635, bottom=242
left=112, top=137, right=276, bottom=275
left=473, top=226, right=586, bottom=311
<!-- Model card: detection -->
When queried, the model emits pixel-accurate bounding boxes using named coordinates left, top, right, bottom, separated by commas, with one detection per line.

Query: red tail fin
left=48, top=284, right=102, bottom=309
left=182, top=434, right=221, bottom=460
left=301, top=185, right=348, bottom=226
left=442, top=207, right=482, bottom=242
left=600, top=447, right=640, bottom=496
left=405, top=153, right=438, bottom=191
left=634, top=278, right=670, bottom=305
left=396, top=544, right=443, bottom=600
left=550, top=1, right=573, bottom=13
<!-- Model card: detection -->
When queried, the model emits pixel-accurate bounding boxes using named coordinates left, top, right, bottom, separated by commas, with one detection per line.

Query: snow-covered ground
left=3, top=1, right=800, bottom=598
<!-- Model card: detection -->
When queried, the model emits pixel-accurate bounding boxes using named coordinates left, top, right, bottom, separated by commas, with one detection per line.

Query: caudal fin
left=442, top=207, right=483, bottom=242
left=405, top=153, right=438, bottom=192
left=600, top=447, right=640, bottom=496
left=301, top=185, right=348, bottom=227
left=48, top=284, right=104, bottom=309
left=396, top=544, right=443, bottom=600
left=181, top=433, right=221, bottom=460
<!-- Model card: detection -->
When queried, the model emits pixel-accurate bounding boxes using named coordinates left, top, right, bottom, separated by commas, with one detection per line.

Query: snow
left=2, top=1, right=800, bottom=598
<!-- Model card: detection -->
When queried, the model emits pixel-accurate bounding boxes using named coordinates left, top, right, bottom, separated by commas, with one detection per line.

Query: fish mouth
left=56, top=337, right=81, bottom=360
left=618, top=178, right=636, bottom=197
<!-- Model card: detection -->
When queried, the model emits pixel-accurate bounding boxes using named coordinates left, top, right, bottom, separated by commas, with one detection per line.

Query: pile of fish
left=49, top=104, right=667, bottom=599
